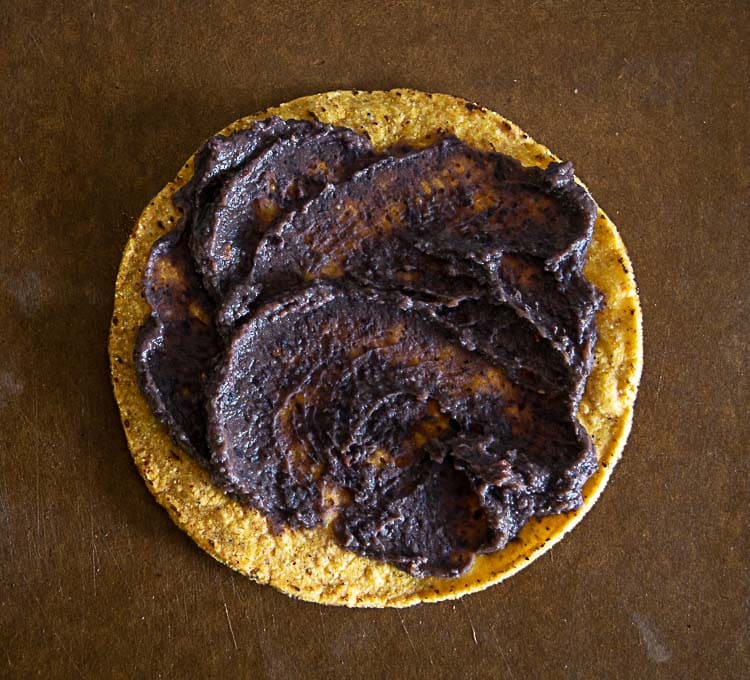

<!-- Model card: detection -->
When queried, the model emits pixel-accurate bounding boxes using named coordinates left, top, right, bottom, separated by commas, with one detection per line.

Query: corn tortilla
left=109, top=89, right=642, bottom=607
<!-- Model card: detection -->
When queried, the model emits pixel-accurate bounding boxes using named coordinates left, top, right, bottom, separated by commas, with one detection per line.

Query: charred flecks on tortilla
left=134, top=117, right=603, bottom=578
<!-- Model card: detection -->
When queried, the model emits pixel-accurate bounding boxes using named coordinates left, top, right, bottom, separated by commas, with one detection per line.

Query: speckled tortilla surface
left=109, top=89, right=642, bottom=607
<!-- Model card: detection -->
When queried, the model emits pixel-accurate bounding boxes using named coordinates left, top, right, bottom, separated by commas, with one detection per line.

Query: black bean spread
left=135, top=117, right=603, bottom=578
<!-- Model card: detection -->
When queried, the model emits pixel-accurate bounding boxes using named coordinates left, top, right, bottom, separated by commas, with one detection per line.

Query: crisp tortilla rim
left=109, top=89, right=642, bottom=607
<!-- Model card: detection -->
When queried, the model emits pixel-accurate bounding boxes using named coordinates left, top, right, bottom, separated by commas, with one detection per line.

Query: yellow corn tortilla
left=109, top=89, right=642, bottom=607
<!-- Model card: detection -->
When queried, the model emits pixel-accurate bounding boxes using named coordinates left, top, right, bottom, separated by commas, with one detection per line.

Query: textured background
left=1, top=1, right=748, bottom=678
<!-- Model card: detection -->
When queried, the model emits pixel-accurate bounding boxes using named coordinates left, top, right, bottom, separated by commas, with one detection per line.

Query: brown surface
left=1, top=0, right=747, bottom=677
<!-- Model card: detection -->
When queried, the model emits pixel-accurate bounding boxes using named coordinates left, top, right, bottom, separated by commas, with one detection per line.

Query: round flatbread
left=109, top=89, right=642, bottom=607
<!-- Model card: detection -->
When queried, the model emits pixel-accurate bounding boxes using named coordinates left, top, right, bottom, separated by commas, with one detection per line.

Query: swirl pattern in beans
left=135, top=117, right=602, bottom=577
